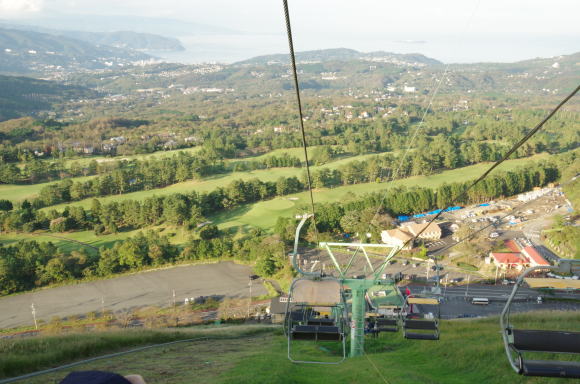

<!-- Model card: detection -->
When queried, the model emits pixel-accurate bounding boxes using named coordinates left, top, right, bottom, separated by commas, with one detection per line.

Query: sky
left=1, top=0, right=579, bottom=63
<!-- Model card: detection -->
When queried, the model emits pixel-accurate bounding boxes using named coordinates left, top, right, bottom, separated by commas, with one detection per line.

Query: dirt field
left=0, top=262, right=266, bottom=329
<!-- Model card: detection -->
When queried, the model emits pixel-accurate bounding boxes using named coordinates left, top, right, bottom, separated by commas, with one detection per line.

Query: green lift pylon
left=289, top=214, right=402, bottom=360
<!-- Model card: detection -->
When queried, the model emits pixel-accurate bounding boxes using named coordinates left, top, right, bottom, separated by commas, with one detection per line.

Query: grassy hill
left=2, top=312, right=578, bottom=383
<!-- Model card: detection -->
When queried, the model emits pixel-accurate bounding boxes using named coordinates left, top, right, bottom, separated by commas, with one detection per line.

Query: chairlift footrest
left=521, top=360, right=580, bottom=378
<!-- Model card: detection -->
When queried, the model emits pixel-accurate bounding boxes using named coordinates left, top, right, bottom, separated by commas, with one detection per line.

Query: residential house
left=381, top=228, right=414, bottom=250
left=488, top=252, right=528, bottom=270
left=401, top=222, right=442, bottom=240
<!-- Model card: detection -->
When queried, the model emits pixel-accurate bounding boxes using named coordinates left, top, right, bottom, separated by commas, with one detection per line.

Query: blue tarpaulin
left=397, top=206, right=462, bottom=222
left=477, top=203, right=491, bottom=207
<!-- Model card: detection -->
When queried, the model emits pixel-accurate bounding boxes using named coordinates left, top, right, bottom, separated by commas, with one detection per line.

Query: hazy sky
left=1, top=0, right=579, bottom=63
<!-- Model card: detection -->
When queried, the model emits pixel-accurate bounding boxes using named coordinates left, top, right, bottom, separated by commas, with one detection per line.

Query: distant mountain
left=0, top=15, right=238, bottom=36
left=0, top=23, right=184, bottom=52
left=0, top=74, right=95, bottom=121
left=0, top=28, right=152, bottom=75
left=234, top=48, right=442, bottom=66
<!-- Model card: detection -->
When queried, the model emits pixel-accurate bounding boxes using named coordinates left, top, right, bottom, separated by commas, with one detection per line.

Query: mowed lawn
left=213, top=153, right=549, bottom=232
left=0, top=153, right=549, bottom=253
left=2, top=146, right=304, bottom=203
left=60, top=145, right=204, bottom=168
left=0, top=226, right=192, bottom=254
left=40, top=151, right=392, bottom=212
left=0, top=175, right=97, bottom=202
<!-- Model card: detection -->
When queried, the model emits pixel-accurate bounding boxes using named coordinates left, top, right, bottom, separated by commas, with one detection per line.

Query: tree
left=117, top=236, right=149, bottom=269
left=198, top=224, right=219, bottom=240
left=0, top=200, right=13, bottom=211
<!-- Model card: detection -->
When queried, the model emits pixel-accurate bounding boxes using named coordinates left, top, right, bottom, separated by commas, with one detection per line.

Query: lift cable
left=392, top=84, right=579, bottom=258
left=352, top=0, right=482, bottom=268
left=282, top=0, right=319, bottom=245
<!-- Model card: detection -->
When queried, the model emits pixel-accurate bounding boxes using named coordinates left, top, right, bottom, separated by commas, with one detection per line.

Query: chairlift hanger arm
left=318, top=242, right=400, bottom=281
left=500, top=259, right=580, bottom=375
left=292, top=214, right=320, bottom=277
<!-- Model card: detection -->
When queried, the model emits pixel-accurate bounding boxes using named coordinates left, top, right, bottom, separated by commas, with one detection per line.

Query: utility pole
left=172, top=289, right=176, bottom=308
left=465, top=275, right=471, bottom=299
left=247, top=278, right=252, bottom=318
left=101, top=296, right=105, bottom=317
left=494, top=267, right=500, bottom=284
left=31, top=303, right=38, bottom=330
left=444, top=275, right=449, bottom=297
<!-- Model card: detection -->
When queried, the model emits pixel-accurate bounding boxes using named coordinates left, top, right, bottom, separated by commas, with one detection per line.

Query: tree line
left=0, top=161, right=561, bottom=295
left=0, top=176, right=304, bottom=234
left=305, top=162, right=560, bottom=241
left=0, top=161, right=558, bottom=239
left=0, top=229, right=288, bottom=296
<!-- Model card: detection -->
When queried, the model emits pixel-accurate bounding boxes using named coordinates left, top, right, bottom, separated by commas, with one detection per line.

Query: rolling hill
left=0, top=75, right=95, bottom=121
left=0, top=27, right=152, bottom=75
left=0, top=23, right=184, bottom=52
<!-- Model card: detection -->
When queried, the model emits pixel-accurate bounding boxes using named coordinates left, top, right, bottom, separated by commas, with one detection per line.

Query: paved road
left=403, top=284, right=579, bottom=319
left=0, top=262, right=266, bottom=329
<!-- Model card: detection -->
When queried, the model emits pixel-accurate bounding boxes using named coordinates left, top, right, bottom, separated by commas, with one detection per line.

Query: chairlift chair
left=366, top=286, right=404, bottom=334
left=402, top=294, right=440, bottom=340
left=500, top=259, right=580, bottom=378
left=286, top=277, right=348, bottom=364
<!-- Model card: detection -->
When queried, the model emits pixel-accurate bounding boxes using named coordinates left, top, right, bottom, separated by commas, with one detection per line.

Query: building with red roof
left=489, top=252, right=528, bottom=270
left=521, top=246, right=550, bottom=267
left=504, top=239, right=521, bottom=253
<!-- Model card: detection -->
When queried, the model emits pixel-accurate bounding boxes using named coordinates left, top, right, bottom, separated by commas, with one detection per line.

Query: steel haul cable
left=348, top=0, right=482, bottom=268
left=392, top=84, right=580, bottom=258
left=282, top=0, right=319, bottom=246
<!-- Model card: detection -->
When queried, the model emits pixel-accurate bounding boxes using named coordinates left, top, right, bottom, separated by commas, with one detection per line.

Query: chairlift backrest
left=292, top=279, right=342, bottom=306
left=524, top=278, right=580, bottom=290
left=407, top=297, right=439, bottom=305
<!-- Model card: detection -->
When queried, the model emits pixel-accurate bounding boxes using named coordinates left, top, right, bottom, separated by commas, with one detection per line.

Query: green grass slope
left=2, top=311, right=578, bottom=383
